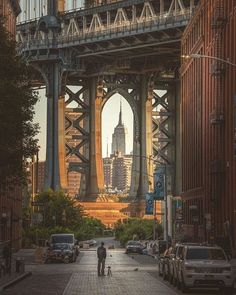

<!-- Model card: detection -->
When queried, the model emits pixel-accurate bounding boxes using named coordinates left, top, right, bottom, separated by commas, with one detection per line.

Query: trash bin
left=15, top=257, right=25, bottom=273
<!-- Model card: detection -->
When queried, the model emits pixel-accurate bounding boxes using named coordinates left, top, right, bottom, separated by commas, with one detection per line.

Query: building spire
left=118, top=98, right=123, bottom=125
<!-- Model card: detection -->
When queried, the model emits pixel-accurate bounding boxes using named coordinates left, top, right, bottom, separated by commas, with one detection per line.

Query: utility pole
left=153, top=199, right=156, bottom=240
left=164, top=166, right=168, bottom=248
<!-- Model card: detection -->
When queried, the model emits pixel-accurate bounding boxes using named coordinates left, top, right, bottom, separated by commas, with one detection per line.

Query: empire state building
left=111, top=102, right=128, bottom=156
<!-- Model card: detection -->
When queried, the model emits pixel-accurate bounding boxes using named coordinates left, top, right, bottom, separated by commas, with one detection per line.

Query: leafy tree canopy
left=35, top=190, right=84, bottom=227
left=0, top=17, right=39, bottom=184
left=114, top=218, right=163, bottom=246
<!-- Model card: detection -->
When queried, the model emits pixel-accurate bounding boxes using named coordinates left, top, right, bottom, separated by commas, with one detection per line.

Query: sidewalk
left=0, top=251, right=33, bottom=291
left=0, top=271, right=31, bottom=292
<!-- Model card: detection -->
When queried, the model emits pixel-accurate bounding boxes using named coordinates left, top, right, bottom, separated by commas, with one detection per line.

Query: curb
left=0, top=272, right=32, bottom=292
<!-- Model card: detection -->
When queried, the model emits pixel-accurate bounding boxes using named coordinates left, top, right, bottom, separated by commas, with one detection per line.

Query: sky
left=34, top=89, right=133, bottom=161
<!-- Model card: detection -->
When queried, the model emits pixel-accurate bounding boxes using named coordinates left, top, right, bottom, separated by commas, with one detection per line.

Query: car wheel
left=64, top=256, right=70, bottom=264
left=177, top=276, right=181, bottom=290
left=158, top=264, right=162, bottom=276
left=173, top=275, right=177, bottom=287
left=169, top=274, right=173, bottom=284
left=163, top=269, right=167, bottom=281
left=181, top=273, right=188, bottom=293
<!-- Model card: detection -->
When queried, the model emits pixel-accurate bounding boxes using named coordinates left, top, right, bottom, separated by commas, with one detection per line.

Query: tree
left=34, top=190, right=84, bottom=227
left=75, top=217, right=106, bottom=241
left=0, top=17, right=39, bottom=185
left=114, top=218, right=163, bottom=246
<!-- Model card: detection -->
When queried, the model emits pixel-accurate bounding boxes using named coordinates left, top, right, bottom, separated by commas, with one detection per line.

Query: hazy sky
left=34, top=90, right=133, bottom=161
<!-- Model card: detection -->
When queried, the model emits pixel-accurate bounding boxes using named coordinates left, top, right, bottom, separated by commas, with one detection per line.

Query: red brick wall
left=181, top=0, right=236, bottom=247
left=0, top=0, right=20, bottom=35
left=0, top=182, right=23, bottom=251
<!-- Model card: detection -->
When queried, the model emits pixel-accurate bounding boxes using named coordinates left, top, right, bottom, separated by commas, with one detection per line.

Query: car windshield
left=186, top=248, right=226, bottom=260
left=51, top=235, right=73, bottom=244
left=127, top=241, right=142, bottom=246
left=52, top=244, right=70, bottom=250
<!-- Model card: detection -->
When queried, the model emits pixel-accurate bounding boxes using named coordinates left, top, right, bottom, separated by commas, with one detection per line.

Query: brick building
left=0, top=0, right=20, bottom=34
left=181, top=0, right=236, bottom=250
left=0, top=0, right=22, bottom=251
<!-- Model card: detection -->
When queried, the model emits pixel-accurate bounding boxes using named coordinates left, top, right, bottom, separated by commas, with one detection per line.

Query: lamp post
left=182, top=54, right=236, bottom=68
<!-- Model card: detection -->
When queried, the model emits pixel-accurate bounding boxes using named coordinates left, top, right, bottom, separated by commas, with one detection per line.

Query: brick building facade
left=181, top=0, right=236, bottom=251
left=0, top=0, right=20, bottom=34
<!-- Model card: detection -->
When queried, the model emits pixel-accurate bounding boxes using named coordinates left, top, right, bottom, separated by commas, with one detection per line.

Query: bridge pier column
left=44, top=63, right=67, bottom=191
left=137, top=75, right=153, bottom=202
left=87, top=77, right=105, bottom=197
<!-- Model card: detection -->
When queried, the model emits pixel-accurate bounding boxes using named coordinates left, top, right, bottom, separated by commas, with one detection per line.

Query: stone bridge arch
left=102, top=85, right=141, bottom=198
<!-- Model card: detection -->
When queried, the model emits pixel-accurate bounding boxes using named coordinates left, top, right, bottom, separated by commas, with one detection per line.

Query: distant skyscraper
left=111, top=102, right=127, bottom=156
left=112, top=152, right=132, bottom=192
left=103, top=157, right=113, bottom=190
left=103, top=102, right=132, bottom=193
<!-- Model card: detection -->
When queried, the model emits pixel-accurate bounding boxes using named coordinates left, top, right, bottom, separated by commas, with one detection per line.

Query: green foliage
left=23, top=191, right=106, bottom=247
left=74, top=217, right=106, bottom=241
left=22, top=216, right=106, bottom=248
left=34, top=190, right=84, bottom=227
left=22, top=226, right=73, bottom=247
left=0, top=17, right=39, bottom=184
left=114, top=218, right=163, bottom=246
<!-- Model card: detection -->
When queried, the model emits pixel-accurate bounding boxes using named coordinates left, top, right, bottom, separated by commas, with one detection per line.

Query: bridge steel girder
left=88, top=77, right=105, bottom=197
left=138, top=75, right=154, bottom=199
left=152, top=81, right=176, bottom=195
left=43, top=62, right=68, bottom=191
left=16, top=0, right=198, bottom=200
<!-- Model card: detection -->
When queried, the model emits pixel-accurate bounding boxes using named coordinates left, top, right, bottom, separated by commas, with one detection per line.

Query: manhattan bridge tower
left=17, top=0, right=197, bottom=211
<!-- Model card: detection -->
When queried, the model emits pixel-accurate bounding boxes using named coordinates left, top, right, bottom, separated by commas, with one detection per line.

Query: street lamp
left=182, top=54, right=236, bottom=68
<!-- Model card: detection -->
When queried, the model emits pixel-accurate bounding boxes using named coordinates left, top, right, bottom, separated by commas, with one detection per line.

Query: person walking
left=97, top=242, right=106, bottom=276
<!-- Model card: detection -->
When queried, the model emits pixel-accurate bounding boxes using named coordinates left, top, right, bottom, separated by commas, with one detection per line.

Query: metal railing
left=17, top=8, right=192, bottom=54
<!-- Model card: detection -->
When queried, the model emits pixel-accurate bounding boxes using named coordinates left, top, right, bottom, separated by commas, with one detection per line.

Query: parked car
left=170, top=243, right=200, bottom=286
left=169, top=243, right=185, bottom=286
left=158, top=247, right=173, bottom=280
left=50, top=233, right=79, bottom=256
left=86, top=239, right=97, bottom=246
left=45, top=243, right=77, bottom=264
left=176, top=245, right=234, bottom=293
left=125, top=241, right=144, bottom=254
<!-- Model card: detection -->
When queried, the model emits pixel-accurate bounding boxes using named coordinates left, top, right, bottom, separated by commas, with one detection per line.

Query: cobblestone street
left=2, top=248, right=223, bottom=295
